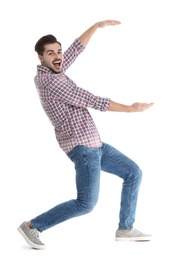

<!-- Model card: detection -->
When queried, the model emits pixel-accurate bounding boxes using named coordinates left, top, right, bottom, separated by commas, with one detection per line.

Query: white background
left=1, top=0, right=181, bottom=259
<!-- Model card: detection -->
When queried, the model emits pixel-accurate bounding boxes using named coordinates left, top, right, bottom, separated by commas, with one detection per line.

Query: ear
left=38, top=54, right=43, bottom=63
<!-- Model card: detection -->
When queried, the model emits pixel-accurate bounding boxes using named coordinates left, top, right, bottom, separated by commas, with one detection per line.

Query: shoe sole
left=17, top=226, right=46, bottom=250
left=115, top=236, right=152, bottom=242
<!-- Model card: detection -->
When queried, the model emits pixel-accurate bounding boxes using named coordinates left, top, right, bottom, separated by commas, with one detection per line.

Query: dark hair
left=35, top=34, right=61, bottom=55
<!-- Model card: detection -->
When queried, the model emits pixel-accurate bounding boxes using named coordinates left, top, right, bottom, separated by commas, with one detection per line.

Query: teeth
left=53, top=61, right=60, bottom=64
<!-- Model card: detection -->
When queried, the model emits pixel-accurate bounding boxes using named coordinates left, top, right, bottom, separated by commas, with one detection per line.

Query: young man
left=18, top=20, right=154, bottom=249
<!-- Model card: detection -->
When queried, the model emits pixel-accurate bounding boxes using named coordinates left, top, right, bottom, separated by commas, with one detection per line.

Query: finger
left=146, top=103, right=154, bottom=108
left=141, top=103, right=154, bottom=107
left=103, top=20, right=121, bottom=25
left=109, top=20, right=121, bottom=25
left=149, top=102, right=154, bottom=106
left=142, top=103, right=154, bottom=110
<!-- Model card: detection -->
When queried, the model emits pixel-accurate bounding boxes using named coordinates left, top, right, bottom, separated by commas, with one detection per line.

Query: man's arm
left=77, top=20, right=154, bottom=113
left=107, top=100, right=154, bottom=112
left=78, top=20, right=121, bottom=47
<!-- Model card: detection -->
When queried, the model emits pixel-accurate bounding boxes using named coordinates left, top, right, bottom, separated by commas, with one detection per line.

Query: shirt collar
left=37, top=65, right=53, bottom=74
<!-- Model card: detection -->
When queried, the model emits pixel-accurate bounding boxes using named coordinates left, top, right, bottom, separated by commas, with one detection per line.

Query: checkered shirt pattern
left=34, top=38, right=110, bottom=153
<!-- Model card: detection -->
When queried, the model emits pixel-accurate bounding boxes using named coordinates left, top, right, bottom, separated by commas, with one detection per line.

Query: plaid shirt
left=34, top=39, right=110, bottom=153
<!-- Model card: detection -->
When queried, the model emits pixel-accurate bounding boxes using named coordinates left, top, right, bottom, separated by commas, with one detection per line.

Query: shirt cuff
left=94, top=97, right=111, bottom=111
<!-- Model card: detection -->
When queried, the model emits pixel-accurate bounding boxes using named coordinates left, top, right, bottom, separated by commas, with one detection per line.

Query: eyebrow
left=47, top=48, right=62, bottom=53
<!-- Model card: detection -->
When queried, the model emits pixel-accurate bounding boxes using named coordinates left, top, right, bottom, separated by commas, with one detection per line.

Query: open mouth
left=53, top=60, right=61, bottom=70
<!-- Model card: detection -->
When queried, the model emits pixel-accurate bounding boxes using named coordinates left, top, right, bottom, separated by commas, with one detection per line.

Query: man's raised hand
left=97, top=20, right=121, bottom=28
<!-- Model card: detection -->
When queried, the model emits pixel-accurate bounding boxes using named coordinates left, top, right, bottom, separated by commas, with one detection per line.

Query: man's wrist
left=126, top=105, right=132, bottom=112
left=93, top=22, right=99, bottom=30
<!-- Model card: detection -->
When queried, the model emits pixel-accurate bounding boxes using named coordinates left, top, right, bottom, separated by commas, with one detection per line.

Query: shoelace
left=29, top=228, right=40, bottom=240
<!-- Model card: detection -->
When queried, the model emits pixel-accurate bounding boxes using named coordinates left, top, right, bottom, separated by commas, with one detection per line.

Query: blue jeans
left=31, top=143, right=142, bottom=232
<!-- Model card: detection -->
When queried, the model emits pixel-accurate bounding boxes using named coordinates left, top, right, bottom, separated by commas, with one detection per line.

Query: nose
left=55, top=53, right=60, bottom=59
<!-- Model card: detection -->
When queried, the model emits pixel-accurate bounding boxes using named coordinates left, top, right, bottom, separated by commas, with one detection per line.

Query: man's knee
left=135, top=166, right=142, bottom=183
left=76, top=198, right=98, bottom=214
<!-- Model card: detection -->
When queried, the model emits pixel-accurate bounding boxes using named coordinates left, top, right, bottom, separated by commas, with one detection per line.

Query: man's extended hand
left=97, top=20, right=121, bottom=28
left=78, top=19, right=121, bottom=47
left=107, top=100, right=154, bottom=112
left=131, top=102, right=154, bottom=112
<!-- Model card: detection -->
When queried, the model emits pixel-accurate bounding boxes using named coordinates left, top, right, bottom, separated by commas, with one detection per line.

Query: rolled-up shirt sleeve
left=49, top=75, right=110, bottom=111
left=91, top=96, right=110, bottom=111
left=62, top=39, right=85, bottom=73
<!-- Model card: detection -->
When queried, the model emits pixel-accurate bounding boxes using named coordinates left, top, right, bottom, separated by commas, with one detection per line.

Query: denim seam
left=102, top=155, right=135, bottom=230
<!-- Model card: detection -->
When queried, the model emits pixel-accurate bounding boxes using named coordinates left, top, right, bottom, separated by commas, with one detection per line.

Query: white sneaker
left=115, top=228, right=152, bottom=241
left=17, top=221, right=46, bottom=249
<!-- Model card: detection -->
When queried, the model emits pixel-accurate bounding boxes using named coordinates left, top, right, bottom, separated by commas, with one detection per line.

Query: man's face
left=38, top=42, right=63, bottom=73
